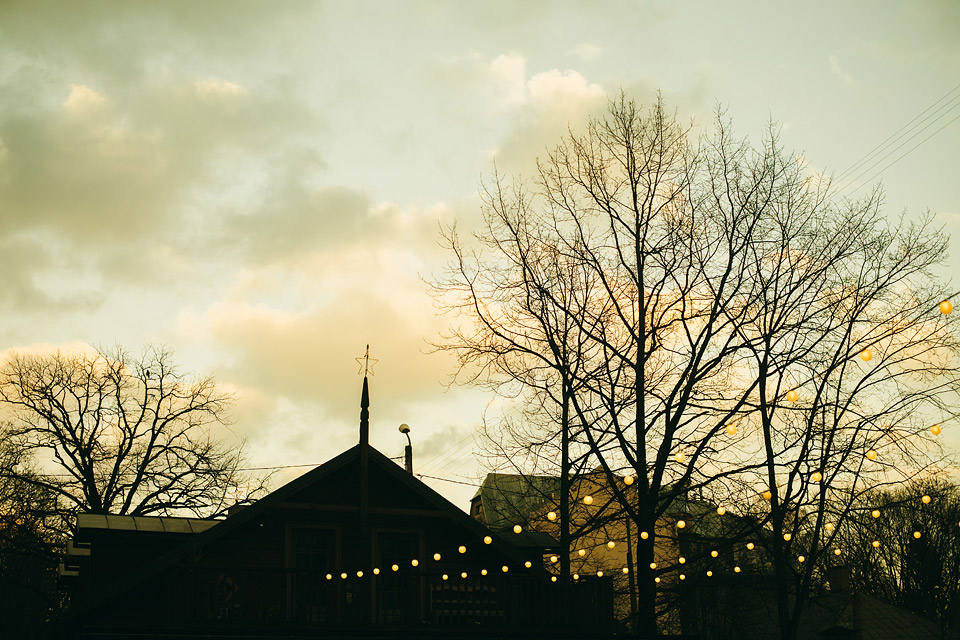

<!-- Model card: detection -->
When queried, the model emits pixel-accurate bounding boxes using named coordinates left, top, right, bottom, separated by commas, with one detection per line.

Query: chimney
left=827, top=565, right=852, bottom=592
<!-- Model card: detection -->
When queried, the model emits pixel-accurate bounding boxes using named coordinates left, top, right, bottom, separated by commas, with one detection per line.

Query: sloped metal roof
left=76, top=513, right=219, bottom=534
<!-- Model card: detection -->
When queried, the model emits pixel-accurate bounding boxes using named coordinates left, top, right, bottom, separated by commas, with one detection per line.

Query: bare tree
left=0, top=345, right=265, bottom=522
left=433, top=92, right=959, bottom=637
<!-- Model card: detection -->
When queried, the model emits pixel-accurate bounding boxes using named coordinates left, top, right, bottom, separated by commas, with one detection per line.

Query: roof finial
left=357, top=345, right=375, bottom=444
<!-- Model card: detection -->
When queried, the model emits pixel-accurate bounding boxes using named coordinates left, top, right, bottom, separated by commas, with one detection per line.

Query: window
left=289, top=527, right=337, bottom=623
left=374, top=530, right=422, bottom=624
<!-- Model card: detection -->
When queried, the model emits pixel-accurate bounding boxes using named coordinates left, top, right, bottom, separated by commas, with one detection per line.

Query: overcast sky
left=0, top=1, right=957, bottom=510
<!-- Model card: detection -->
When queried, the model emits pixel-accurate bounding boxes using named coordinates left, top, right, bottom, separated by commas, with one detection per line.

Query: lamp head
left=399, top=423, right=410, bottom=434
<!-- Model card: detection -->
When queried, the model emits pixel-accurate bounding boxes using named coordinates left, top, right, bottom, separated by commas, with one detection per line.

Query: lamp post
left=399, top=424, right=413, bottom=475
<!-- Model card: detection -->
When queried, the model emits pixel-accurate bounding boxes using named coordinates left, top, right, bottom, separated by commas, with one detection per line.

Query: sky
left=0, top=1, right=957, bottom=511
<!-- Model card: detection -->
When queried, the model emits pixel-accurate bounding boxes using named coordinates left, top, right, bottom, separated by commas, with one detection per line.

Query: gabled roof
left=70, top=442, right=529, bottom=618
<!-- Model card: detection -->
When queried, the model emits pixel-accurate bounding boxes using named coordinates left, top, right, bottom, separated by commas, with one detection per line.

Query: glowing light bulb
left=574, top=573, right=580, bottom=580
left=550, top=555, right=558, bottom=563
left=583, top=495, right=593, bottom=505
left=641, top=531, right=649, bottom=540
left=622, top=567, right=629, bottom=574
left=717, top=506, right=727, bottom=516
left=391, top=564, right=399, bottom=572
left=710, top=550, right=718, bottom=558
left=786, top=389, right=799, bottom=402
left=734, top=566, right=741, bottom=573
left=872, top=510, right=880, bottom=518
left=411, top=559, right=419, bottom=567
left=866, top=449, right=877, bottom=461
left=551, top=576, right=558, bottom=582
left=726, top=424, right=738, bottom=435
left=763, top=491, right=772, bottom=500
left=513, top=524, right=522, bottom=534
left=341, top=573, right=347, bottom=579
left=707, top=570, right=713, bottom=577
left=357, top=570, right=363, bottom=577
left=578, top=549, right=586, bottom=557
left=812, top=472, right=823, bottom=483
left=679, top=557, right=686, bottom=564
left=834, top=548, right=842, bottom=556
left=481, top=569, right=487, bottom=576
left=434, top=553, right=441, bottom=561
left=798, top=556, right=805, bottom=563
left=783, top=533, right=792, bottom=541
left=913, top=531, right=922, bottom=539
left=373, top=568, right=380, bottom=575
left=597, top=570, right=604, bottom=577
left=461, top=572, right=467, bottom=578
left=872, top=540, right=880, bottom=548
left=442, top=574, right=448, bottom=580
left=501, top=565, right=509, bottom=573
left=677, top=520, right=686, bottom=529
left=524, top=561, right=532, bottom=568
left=547, top=511, right=557, bottom=521
left=940, top=300, right=953, bottom=315
left=922, top=495, right=931, bottom=504
left=826, top=523, right=834, bottom=531
left=607, top=541, right=616, bottom=549
left=679, top=574, right=686, bottom=581
left=458, top=545, right=467, bottom=554
left=484, top=536, right=492, bottom=544
left=624, top=475, right=634, bottom=485
left=860, top=349, right=872, bottom=361
left=746, top=542, right=755, bottom=550
left=675, top=452, right=686, bottom=463
left=326, top=573, right=332, bottom=580
left=931, top=425, right=941, bottom=435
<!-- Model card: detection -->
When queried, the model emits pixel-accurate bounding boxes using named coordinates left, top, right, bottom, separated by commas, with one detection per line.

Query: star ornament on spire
left=356, top=344, right=378, bottom=377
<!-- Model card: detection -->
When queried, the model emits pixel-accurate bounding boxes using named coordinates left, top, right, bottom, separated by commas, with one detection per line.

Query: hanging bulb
left=679, top=557, right=686, bottom=564
left=706, top=570, right=713, bottom=577
left=547, top=511, right=557, bottom=521
left=501, top=565, right=509, bottom=572
left=871, top=510, right=880, bottom=518
left=434, top=553, right=441, bottom=561
left=574, top=573, right=580, bottom=580
left=391, top=564, right=399, bottom=572
left=524, top=561, right=532, bottom=568
left=597, top=570, right=604, bottom=577
left=551, top=576, right=558, bottom=582
left=341, top=572, right=348, bottom=579
left=762, top=490, right=772, bottom=500
left=550, top=555, right=558, bottom=563
left=677, top=520, right=686, bottom=529
left=931, top=424, right=941, bottom=435
left=675, top=452, right=686, bottom=463
left=481, top=569, right=488, bottom=576
left=734, top=566, right=741, bottom=573
left=726, top=424, right=738, bottom=435
left=746, top=542, right=755, bottom=550
left=913, top=531, right=922, bottom=539
left=583, top=496, right=593, bottom=505
left=458, top=545, right=467, bottom=554
left=783, top=533, right=792, bottom=541
left=940, top=300, right=953, bottom=315
left=872, top=540, right=880, bottom=548
left=578, top=549, right=586, bottom=557
left=812, top=472, right=823, bottom=483
left=786, top=389, right=799, bottom=402
left=622, top=567, right=629, bottom=574
left=513, top=524, right=522, bottom=534
left=357, top=570, right=364, bottom=578
left=649, top=562, right=657, bottom=569
left=461, top=572, right=467, bottom=579
left=679, top=574, right=686, bottom=581
left=710, top=550, right=718, bottom=558
left=922, top=495, right=931, bottom=504
left=860, top=349, right=872, bottom=362
left=641, top=531, right=649, bottom=539
left=326, top=573, right=333, bottom=580
left=825, top=523, right=834, bottom=531
left=607, top=541, right=616, bottom=549
left=624, top=475, right=635, bottom=486
left=717, top=506, right=727, bottom=516
left=866, top=449, right=877, bottom=461
left=373, top=568, right=380, bottom=575
left=442, top=574, right=448, bottom=581
left=484, top=536, right=492, bottom=544
left=798, top=556, right=805, bottom=563
left=654, top=577, right=661, bottom=583
left=834, top=548, right=842, bottom=555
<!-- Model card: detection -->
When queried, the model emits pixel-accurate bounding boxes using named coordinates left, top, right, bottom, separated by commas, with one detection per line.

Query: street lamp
left=399, top=424, right=413, bottom=474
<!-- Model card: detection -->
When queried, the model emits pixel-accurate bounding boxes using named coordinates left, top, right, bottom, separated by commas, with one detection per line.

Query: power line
left=834, top=83, right=960, bottom=186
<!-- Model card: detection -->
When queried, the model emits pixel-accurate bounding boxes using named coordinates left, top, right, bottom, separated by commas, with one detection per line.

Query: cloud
left=829, top=55, right=855, bottom=86
left=569, top=43, right=603, bottom=61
